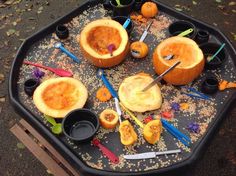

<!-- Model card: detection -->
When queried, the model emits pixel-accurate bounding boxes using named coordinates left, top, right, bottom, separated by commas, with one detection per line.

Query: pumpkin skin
left=118, top=73, right=162, bottom=112
left=99, top=109, right=119, bottom=129
left=153, top=36, right=204, bottom=85
left=78, top=19, right=130, bottom=68
left=119, top=120, right=137, bottom=146
left=33, top=77, right=88, bottom=118
left=130, top=41, right=149, bottom=59
left=143, top=120, right=162, bottom=144
left=141, top=2, right=158, bottom=18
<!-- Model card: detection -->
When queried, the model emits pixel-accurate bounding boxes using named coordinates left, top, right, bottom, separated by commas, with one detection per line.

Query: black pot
left=110, top=0, right=135, bottom=17
left=200, top=43, right=227, bottom=70
left=201, top=76, right=219, bottom=94
left=56, top=24, right=69, bottom=39
left=168, top=20, right=197, bottom=39
left=195, top=30, right=209, bottom=44
left=24, top=78, right=40, bottom=96
left=62, top=109, right=100, bottom=143
left=103, top=0, right=112, bottom=9
left=112, top=16, right=133, bottom=35
left=134, top=0, right=146, bottom=11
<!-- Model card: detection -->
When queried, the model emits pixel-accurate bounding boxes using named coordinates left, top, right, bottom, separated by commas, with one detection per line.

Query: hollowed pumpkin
left=153, top=36, right=204, bottom=85
left=99, top=109, right=119, bottom=129
left=118, top=73, right=162, bottom=112
left=119, top=120, right=137, bottom=146
left=33, top=77, right=88, bottom=118
left=143, top=120, right=162, bottom=144
left=78, top=19, right=130, bottom=68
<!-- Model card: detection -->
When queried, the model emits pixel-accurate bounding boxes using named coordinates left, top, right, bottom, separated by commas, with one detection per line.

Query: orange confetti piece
left=226, top=82, right=236, bottom=88
left=219, top=80, right=228, bottom=90
left=180, top=103, right=189, bottom=110
left=219, top=80, right=236, bottom=91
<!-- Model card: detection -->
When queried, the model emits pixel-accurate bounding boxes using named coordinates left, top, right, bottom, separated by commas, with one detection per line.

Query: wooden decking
left=10, top=119, right=80, bottom=176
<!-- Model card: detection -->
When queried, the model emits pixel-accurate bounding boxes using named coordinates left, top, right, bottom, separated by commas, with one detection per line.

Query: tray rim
left=8, top=0, right=236, bottom=175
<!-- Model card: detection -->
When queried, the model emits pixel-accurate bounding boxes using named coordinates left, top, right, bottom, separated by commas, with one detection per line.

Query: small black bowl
left=195, top=30, right=209, bottom=44
left=134, top=0, right=146, bottom=11
left=201, top=76, right=219, bottom=94
left=110, top=0, right=135, bottom=17
left=112, top=16, right=133, bottom=35
left=168, top=20, right=197, bottom=39
left=62, top=109, right=99, bottom=143
left=24, top=78, right=40, bottom=96
left=200, top=43, right=227, bottom=70
left=56, top=24, right=69, bottom=39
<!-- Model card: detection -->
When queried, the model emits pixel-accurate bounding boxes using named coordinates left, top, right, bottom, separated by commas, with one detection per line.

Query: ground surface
left=0, top=0, right=235, bottom=176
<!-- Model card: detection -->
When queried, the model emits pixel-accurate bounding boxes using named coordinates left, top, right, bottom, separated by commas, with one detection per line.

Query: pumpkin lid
left=155, top=36, right=204, bottom=69
left=33, top=77, right=88, bottom=118
left=118, top=73, right=162, bottom=112
left=78, top=19, right=128, bottom=59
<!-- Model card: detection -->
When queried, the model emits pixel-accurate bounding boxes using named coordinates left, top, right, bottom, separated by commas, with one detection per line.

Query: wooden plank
left=10, top=124, right=70, bottom=176
left=19, top=119, right=80, bottom=176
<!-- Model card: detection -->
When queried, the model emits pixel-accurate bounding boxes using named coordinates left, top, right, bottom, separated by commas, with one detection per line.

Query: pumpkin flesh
left=33, top=77, right=88, bottom=118
left=153, top=36, right=204, bottom=85
left=118, top=74, right=162, bottom=112
left=119, top=120, right=137, bottom=146
left=79, top=19, right=129, bottom=68
left=99, top=109, right=119, bottom=129
left=143, top=120, right=162, bottom=144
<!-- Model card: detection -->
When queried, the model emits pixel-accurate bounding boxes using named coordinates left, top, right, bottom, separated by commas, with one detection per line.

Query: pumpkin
left=99, top=109, right=119, bottom=129
left=118, top=73, right=162, bottom=112
left=130, top=41, right=149, bottom=59
left=141, top=2, right=158, bottom=18
left=78, top=19, right=130, bottom=68
left=143, top=120, right=162, bottom=144
left=153, top=36, right=204, bottom=85
left=119, top=120, right=137, bottom=146
left=33, top=77, right=88, bottom=118
left=96, top=87, right=112, bottom=102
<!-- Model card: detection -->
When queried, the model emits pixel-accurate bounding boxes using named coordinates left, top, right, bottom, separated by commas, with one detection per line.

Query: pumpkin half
left=33, top=77, right=88, bottom=118
left=99, top=109, right=119, bottom=129
left=153, top=36, right=204, bottom=85
left=78, top=19, right=129, bottom=68
left=118, top=73, right=162, bottom=112
left=143, top=120, right=162, bottom=144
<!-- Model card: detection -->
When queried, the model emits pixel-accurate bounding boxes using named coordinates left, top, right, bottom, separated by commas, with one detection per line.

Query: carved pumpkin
left=99, top=109, right=119, bottom=129
left=119, top=120, right=137, bottom=146
left=118, top=73, right=162, bottom=112
left=141, top=2, right=158, bottom=18
left=130, top=41, right=149, bottom=59
left=78, top=19, right=129, bottom=68
left=33, top=77, right=88, bottom=118
left=143, top=119, right=162, bottom=144
left=153, top=36, right=204, bottom=85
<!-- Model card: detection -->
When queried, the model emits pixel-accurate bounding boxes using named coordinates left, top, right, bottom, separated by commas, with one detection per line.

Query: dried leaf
left=175, top=8, right=183, bottom=11
left=0, top=73, right=4, bottom=83
left=4, top=0, right=14, bottom=5
left=0, top=97, right=5, bottom=102
left=17, top=142, right=25, bottom=149
left=6, top=29, right=16, bottom=36
left=228, top=2, right=236, bottom=6
left=37, top=6, right=44, bottom=14
left=192, top=1, right=197, bottom=5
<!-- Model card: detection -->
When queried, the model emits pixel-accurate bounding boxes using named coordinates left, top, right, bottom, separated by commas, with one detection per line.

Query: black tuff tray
left=9, top=0, right=236, bottom=175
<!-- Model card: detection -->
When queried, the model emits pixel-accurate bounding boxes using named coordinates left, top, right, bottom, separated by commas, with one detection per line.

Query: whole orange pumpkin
left=141, top=2, right=158, bottom=18
left=153, top=36, right=205, bottom=85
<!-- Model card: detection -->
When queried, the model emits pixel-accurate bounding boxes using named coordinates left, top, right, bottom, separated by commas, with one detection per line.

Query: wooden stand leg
left=10, top=119, right=80, bottom=176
